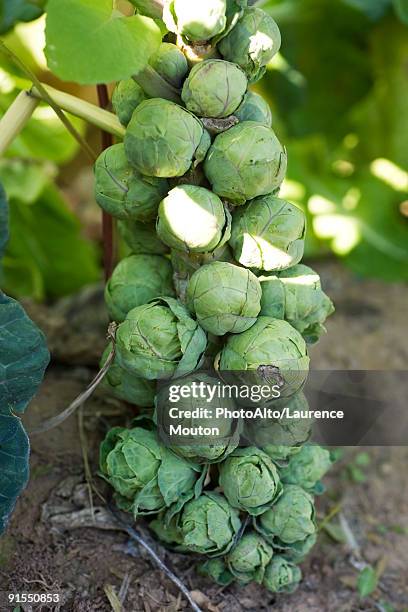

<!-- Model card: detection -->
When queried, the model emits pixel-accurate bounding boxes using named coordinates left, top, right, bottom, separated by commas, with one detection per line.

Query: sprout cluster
left=95, top=0, right=335, bottom=597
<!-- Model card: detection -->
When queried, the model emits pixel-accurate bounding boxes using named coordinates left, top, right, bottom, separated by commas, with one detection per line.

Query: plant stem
left=0, top=40, right=96, bottom=161
left=0, top=91, right=39, bottom=157
left=97, top=84, right=116, bottom=281
left=29, top=84, right=125, bottom=140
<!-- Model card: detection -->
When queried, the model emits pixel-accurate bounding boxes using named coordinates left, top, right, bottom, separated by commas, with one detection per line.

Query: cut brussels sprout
left=157, top=185, right=231, bottom=253
left=229, top=196, right=306, bottom=271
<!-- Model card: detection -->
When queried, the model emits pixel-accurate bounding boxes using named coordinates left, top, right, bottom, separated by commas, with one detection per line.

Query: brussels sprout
left=157, top=185, right=231, bottom=254
left=244, top=391, right=312, bottom=456
left=105, top=255, right=175, bottom=322
left=112, top=79, right=146, bottom=126
left=219, top=447, right=282, bottom=515
left=118, top=220, right=169, bottom=255
left=260, top=265, right=335, bottom=343
left=164, top=0, right=227, bottom=42
left=179, top=491, right=241, bottom=556
left=198, top=558, right=234, bottom=586
left=99, top=427, right=202, bottom=516
left=100, top=344, right=155, bottom=407
left=229, top=196, right=306, bottom=272
left=149, top=513, right=184, bottom=546
left=150, top=42, right=189, bottom=89
left=94, top=144, right=168, bottom=221
left=219, top=7, right=281, bottom=82
left=157, top=373, right=240, bottom=462
left=182, top=60, right=247, bottom=118
left=217, top=317, right=310, bottom=395
left=277, top=533, right=317, bottom=563
left=204, top=122, right=287, bottom=204
left=256, top=485, right=316, bottom=545
left=234, top=91, right=272, bottom=126
left=186, top=261, right=261, bottom=335
left=116, top=297, right=207, bottom=380
left=226, top=532, right=273, bottom=584
left=280, top=445, right=332, bottom=493
left=171, top=245, right=234, bottom=302
left=263, top=556, right=302, bottom=594
left=125, top=99, right=209, bottom=178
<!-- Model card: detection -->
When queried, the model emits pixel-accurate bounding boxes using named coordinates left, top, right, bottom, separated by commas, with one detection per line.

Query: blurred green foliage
left=0, top=0, right=44, bottom=34
left=258, top=0, right=408, bottom=281
left=0, top=22, right=101, bottom=300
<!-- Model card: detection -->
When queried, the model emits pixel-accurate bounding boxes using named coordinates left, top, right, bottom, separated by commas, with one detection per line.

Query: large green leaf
left=0, top=292, right=50, bottom=414
left=45, top=0, right=162, bottom=84
left=0, top=182, right=8, bottom=261
left=0, top=413, right=30, bottom=535
left=0, top=163, right=101, bottom=300
left=0, top=0, right=43, bottom=34
left=0, top=185, right=49, bottom=535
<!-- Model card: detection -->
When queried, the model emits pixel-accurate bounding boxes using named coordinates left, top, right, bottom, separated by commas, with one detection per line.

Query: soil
left=1, top=261, right=408, bottom=612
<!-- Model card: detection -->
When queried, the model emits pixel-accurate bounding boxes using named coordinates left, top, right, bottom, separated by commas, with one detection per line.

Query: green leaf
left=45, top=0, right=162, bottom=84
left=0, top=160, right=49, bottom=204
left=357, top=565, right=378, bottom=599
left=0, top=289, right=49, bottom=535
left=393, top=0, right=408, bottom=23
left=0, top=414, right=30, bottom=534
left=0, top=182, right=8, bottom=260
left=0, top=291, right=50, bottom=414
left=0, top=0, right=43, bottom=35
left=2, top=173, right=101, bottom=300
